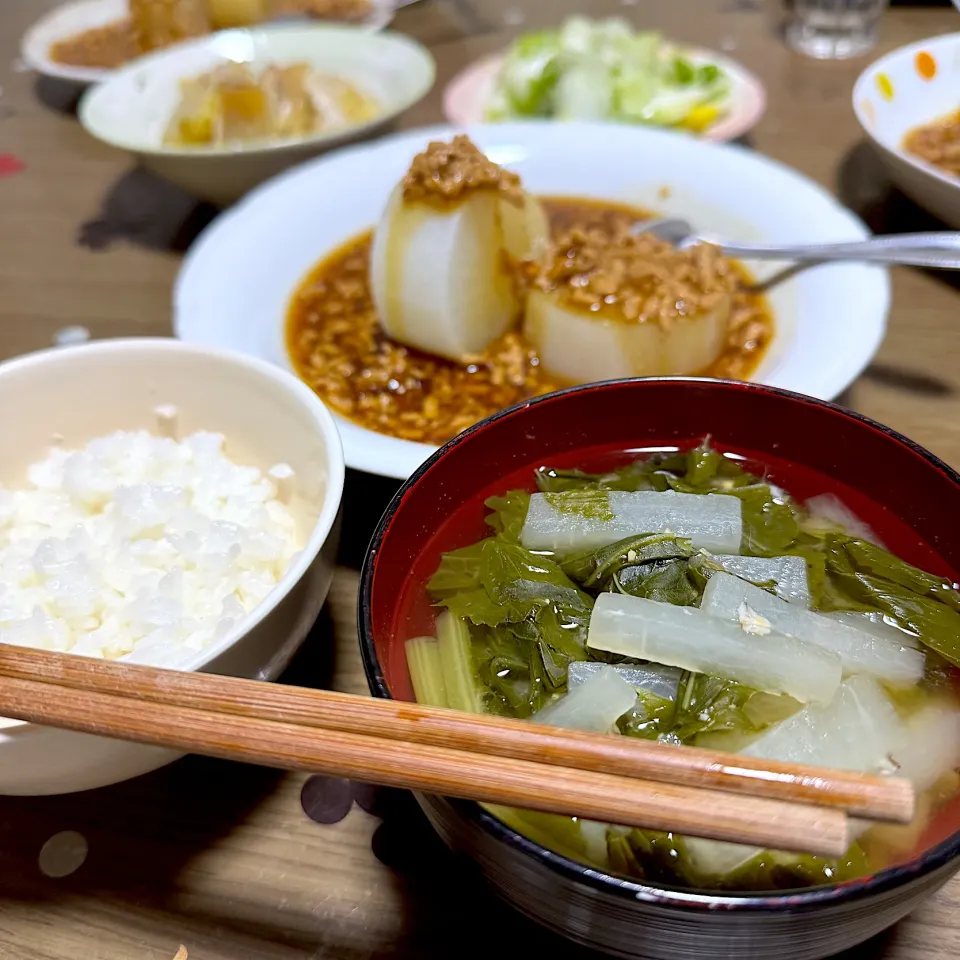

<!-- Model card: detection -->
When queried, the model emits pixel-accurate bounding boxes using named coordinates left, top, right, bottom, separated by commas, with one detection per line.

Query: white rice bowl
left=0, top=339, right=344, bottom=795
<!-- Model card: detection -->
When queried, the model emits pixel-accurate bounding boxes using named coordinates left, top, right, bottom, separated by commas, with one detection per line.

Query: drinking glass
left=786, top=0, right=889, bottom=60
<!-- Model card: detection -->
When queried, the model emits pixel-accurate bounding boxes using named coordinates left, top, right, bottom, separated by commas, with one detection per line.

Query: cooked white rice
left=0, top=429, right=302, bottom=669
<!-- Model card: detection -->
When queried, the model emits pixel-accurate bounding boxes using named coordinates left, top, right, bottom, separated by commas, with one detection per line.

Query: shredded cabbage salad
left=485, top=17, right=733, bottom=133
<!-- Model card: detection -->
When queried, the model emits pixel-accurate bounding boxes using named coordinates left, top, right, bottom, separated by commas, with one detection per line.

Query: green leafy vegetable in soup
left=405, top=443, right=960, bottom=890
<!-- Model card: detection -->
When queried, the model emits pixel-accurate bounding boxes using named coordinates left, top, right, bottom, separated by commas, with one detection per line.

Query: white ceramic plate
left=853, top=32, right=960, bottom=228
left=21, top=0, right=395, bottom=86
left=175, top=122, right=890, bottom=480
left=444, top=49, right=766, bottom=143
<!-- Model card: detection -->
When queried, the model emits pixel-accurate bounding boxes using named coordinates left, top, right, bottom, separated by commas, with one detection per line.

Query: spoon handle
left=716, top=233, right=960, bottom=269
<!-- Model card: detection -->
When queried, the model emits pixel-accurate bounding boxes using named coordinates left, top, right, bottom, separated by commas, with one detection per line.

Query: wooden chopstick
left=0, top=662, right=851, bottom=856
left=0, top=643, right=914, bottom=825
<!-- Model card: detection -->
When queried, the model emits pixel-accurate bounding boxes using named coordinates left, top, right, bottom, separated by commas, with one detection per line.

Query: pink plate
left=443, top=49, right=767, bottom=142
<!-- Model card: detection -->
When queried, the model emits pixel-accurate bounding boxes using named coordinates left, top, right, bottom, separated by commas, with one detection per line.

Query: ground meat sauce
left=286, top=197, right=775, bottom=445
left=49, top=20, right=139, bottom=68
left=536, top=224, right=735, bottom=326
left=402, top=135, right=524, bottom=205
left=904, top=109, right=960, bottom=178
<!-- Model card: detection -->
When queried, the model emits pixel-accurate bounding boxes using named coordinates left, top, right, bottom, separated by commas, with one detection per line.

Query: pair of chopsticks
left=0, top=643, right=914, bottom=857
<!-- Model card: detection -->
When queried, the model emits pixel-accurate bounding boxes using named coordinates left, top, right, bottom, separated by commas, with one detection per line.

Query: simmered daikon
left=369, top=136, right=548, bottom=361
left=684, top=677, right=907, bottom=879
left=712, top=555, right=810, bottom=607
left=370, top=185, right=522, bottom=360
left=524, top=223, right=735, bottom=384
left=567, top=661, right=682, bottom=701
left=521, top=490, right=742, bottom=554
left=532, top=666, right=637, bottom=732
left=587, top=592, right=842, bottom=703
left=524, top=287, right=729, bottom=383
left=701, top=573, right=925, bottom=686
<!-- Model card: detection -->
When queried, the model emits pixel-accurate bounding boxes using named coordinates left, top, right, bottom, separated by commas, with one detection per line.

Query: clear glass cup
left=785, top=0, right=889, bottom=60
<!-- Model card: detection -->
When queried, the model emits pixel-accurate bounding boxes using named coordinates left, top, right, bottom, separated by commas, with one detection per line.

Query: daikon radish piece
left=521, top=490, right=742, bottom=555
left=824, top=611, right=921, bottom=650
left=700, top=573, right=924, bottom=687
left=743, top=675, right=904, bottom=771
left=567, top=661, right=683, bottom=701
left=862, top=706, right=960, bottom=853
left=712, top=555, right=810, bottom=607
left=532, top=665, right=637, bottom=733
left=523, top=287, right=729, bottom=384
left=804, top=493, right=885, bottom=548
left=686, top=676, right=905, bottom=877
left=587, top=593, right=841, bottom=704
left=499, top=192, right=550, bottom=262
left=579, top=819, right=612, bottom=865
left=890, top=704, right=960, bottom=791
left=682, top=837, right=760, bottom=878
left=370, top=183, right=521, bottom=360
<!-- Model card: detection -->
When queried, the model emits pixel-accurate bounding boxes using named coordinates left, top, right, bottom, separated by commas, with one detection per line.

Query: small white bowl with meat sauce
left=854, top=33, right=960, bottom=228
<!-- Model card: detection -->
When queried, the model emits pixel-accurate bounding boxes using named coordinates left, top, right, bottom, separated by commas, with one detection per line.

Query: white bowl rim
left=174, top=119, right=890, bottom=480
left=76, top=22, right=436, bottom=157
left=852, top=32, right=960, bottom=193
left=0, top=337, right=345, bottom=711
left=20, top=0, right=397, bottom=86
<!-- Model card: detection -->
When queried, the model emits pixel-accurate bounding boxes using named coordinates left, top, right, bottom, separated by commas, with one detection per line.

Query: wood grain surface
left=2, top=0, right=960, bottom=958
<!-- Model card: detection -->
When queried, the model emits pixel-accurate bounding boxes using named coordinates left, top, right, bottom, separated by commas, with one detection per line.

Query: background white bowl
left=853, top=33, right=960, bottom=228
left=78, top=23, right=435, bottom=205
left=174, top=121, right=890, bottom=480
left=0, top=338, right=345, bottom=795
left=21, top=0, right=397, bottom=86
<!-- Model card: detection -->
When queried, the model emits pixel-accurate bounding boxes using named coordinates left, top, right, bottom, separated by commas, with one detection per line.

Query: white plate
left=853, top=33, right=960, bottom=228
left=444, top=49, right=767, bottom=143
left=21, top=0, right=395, bottom=86
left=174, top=121, right=890, bottom=480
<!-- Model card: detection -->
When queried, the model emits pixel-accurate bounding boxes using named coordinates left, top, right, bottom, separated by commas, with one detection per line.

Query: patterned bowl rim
left=358, top=375, right=960, bottom=911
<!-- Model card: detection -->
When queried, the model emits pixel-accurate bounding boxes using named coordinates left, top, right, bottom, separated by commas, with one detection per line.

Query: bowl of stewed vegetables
left=358, top=376, right=960, bottom=960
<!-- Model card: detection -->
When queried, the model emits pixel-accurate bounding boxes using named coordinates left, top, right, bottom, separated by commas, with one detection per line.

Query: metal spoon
left=633, top=218, right=960, bottom=270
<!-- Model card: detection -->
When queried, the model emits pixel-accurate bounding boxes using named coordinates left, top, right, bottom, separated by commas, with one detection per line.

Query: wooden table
left=2, top=1, right=960, bottom=957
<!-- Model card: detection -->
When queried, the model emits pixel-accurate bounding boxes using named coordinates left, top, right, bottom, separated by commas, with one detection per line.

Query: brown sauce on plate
left=286, top=197, right=775, bottom=446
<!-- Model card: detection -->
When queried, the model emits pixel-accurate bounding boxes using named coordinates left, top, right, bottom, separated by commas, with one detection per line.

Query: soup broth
left=391, top=441, right=960, bottom=891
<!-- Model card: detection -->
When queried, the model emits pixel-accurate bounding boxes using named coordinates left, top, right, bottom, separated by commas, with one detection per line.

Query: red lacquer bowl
left=358, top=378, right=960, bottom=960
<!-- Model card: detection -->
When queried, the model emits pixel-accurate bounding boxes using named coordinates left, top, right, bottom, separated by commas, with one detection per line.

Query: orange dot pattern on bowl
left=861, top=98, right=876, bottom=128
left=915, top=51, right=936, bottom=80
left=876, top=72, right=894, bottom=101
